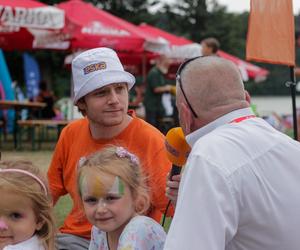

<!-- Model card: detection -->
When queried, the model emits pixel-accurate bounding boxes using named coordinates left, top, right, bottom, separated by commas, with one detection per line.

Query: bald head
left=177, top=56, right=249, bottom=129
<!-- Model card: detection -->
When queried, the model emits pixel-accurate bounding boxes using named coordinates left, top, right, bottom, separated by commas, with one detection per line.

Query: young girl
left=77, top=146, right=166, bottom=250
left=0, top=160, right=55, bottom=250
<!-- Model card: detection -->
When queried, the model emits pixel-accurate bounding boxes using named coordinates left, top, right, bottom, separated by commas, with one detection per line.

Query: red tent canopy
left=0, top=0, right=65, bottom=50
left=0, top=0, right=46, bottom=9
left=57, top=0, right=165, bottom=53
left=139, top=23, right=269, bottom=82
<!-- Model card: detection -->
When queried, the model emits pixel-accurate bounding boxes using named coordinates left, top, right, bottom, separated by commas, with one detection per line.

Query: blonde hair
left=0, top=160, right=56, bottom=250
left=77, top=146, right=150, bottom=215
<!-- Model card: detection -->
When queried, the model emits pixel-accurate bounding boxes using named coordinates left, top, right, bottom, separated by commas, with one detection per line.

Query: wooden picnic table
left=0, top=100, right=46, bottom=149
left=0, top=100, right=46, bottom=110
left=17, top=119, right=71, bottom=150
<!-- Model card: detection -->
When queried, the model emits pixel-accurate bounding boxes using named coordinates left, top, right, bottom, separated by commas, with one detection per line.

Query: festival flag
left=23, top=53, right=41, bottom=100
left=0, top=49, right=15, bottom=132
left=246, top=0, right=295, bottom=66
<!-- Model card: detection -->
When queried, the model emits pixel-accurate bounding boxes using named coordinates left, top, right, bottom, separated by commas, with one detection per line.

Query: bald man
left=164, top=56, right=300, bottom=250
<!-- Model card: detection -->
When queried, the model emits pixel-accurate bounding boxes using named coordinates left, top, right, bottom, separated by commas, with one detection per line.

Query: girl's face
left=0, top=189, right=43, bottom=249
left=81, top=172, right=136, bottom=236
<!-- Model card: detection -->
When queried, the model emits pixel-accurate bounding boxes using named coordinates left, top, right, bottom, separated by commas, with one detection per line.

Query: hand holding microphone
left=165, top=127, right=190, bottom=207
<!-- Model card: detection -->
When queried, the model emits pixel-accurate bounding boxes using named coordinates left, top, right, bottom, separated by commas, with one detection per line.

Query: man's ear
left=180, top=102, right=193, bottom=134
left=76, top=98, right=86, bottom=110
left=245, top=90, right=251, bottom=104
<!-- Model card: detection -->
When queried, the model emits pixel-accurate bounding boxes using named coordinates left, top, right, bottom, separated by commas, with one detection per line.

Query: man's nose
left=107, top=90, right=119, bottom=104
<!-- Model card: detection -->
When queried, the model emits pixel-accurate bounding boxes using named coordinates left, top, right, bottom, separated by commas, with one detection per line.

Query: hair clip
left=116, top=147, right=139, bottom=166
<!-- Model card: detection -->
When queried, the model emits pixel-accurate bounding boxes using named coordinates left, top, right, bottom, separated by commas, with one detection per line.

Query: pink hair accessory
left=78, top=156, right=87, bottom=169
left=0, top=168, right=47, bottom=195
left=116, top=147, right=139, bottom=165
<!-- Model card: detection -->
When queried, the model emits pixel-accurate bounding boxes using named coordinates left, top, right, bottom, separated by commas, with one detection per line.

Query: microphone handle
left=170, top=164, right=181, bottom=179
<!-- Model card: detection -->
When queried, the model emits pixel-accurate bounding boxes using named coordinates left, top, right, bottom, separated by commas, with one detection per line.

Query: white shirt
left=4, top=235, right=45, bottom=250
left=164, top=108, right=300, bottom=250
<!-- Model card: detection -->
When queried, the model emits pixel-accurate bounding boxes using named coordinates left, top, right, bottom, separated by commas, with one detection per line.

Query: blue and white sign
left=23, top=53, right=41, bottom=100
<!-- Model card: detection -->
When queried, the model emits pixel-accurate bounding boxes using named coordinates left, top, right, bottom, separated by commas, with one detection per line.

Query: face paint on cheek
left=109, top=176, right=125, bottom=196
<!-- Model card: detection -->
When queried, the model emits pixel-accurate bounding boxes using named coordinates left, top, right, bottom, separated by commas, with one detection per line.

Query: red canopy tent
left=56, top=0, right=166, bottom=53
left=139, top=23, right=269, bottom=82
left=57, top=0, right=169, bottom=76
left=0, top=0, right=65, bottom=50
left=57, top=0, right=174, bottom=77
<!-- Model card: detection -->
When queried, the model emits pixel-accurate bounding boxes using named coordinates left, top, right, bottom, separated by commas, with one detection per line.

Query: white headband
left=0, top=168, right=47, bottom=195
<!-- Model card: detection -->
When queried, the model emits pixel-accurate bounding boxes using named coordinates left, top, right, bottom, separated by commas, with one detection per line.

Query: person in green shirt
left=143, top=55, right=173, bottom=131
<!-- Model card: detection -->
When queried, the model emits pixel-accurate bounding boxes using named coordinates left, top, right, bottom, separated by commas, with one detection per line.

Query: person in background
left=47, top=47, right=172, bottom=250
left=78, top=146, right=166, bottom=250
left=297, top=108, right=300, bottom=142
left=143, top=55, right=173, bottom=131
left=200, top=37, right=220, bottom=56
left=12, top=80, right=28, bottom=120
left=0, top=160, right=55, bottom=250
left=0, top=81, right=7, bottom=138
left=164, top=56, right=300, bottom=250
left=34, top=80, right=57, bottom=119
left=295, top=31, right=300, bottom=77
left=295, top=31, right=300, bottom=141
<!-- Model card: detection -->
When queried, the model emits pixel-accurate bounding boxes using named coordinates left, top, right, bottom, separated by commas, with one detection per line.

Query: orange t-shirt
left=48, top=115, right=172, bottom=239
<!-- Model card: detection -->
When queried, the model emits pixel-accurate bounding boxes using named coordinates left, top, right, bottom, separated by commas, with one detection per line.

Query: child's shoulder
left=118, top=216, right=166, bottom=250
left=90, top=226, right=107, bottom=250
left=3, top=235, right=45, bottom=250
left=127, top=215, right=164, bottom=230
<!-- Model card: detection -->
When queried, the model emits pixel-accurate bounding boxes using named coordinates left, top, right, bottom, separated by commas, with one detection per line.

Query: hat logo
left=83, top=62, right=107, bottom=75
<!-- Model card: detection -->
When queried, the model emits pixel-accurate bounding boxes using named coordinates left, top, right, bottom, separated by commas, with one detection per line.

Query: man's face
left=201, top=42, right=213, bottom=56
left=79, top=82, right=129, bottom=127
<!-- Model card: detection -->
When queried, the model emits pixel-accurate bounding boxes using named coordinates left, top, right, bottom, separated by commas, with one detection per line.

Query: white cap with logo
left=72, top=47, right=135, bottom=104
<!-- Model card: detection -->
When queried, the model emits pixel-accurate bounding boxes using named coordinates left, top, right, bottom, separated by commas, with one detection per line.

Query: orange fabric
left=48, top=115, right=172, bottom=239
left=246, top=0, right=295, bottom=66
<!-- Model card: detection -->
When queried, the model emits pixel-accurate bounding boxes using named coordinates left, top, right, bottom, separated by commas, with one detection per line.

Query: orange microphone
left=165, top=127, right=191, bottom=179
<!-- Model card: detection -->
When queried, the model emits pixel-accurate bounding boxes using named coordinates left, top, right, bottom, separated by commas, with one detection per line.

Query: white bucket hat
left=72, top=47, right=135, bottom=104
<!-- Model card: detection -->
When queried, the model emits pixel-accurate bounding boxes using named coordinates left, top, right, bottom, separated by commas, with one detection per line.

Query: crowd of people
left=1, top=46, right=300, bottom=250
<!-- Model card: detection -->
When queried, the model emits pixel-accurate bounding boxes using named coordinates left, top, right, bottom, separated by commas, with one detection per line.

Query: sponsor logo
left=83, top=62, right=106, bottom=75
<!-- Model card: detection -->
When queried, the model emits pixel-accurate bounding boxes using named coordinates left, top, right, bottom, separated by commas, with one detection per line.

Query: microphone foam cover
left=165, top=127, right=191, bottom=166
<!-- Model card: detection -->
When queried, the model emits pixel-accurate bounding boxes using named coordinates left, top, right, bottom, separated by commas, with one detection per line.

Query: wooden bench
left=0, top=120, right=3, bottom=147
left=17, top=119, right=70, bottom=150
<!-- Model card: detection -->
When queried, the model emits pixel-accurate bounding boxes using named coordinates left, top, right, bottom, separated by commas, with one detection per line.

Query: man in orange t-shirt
left=48, top=48, right=172, bottom=250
